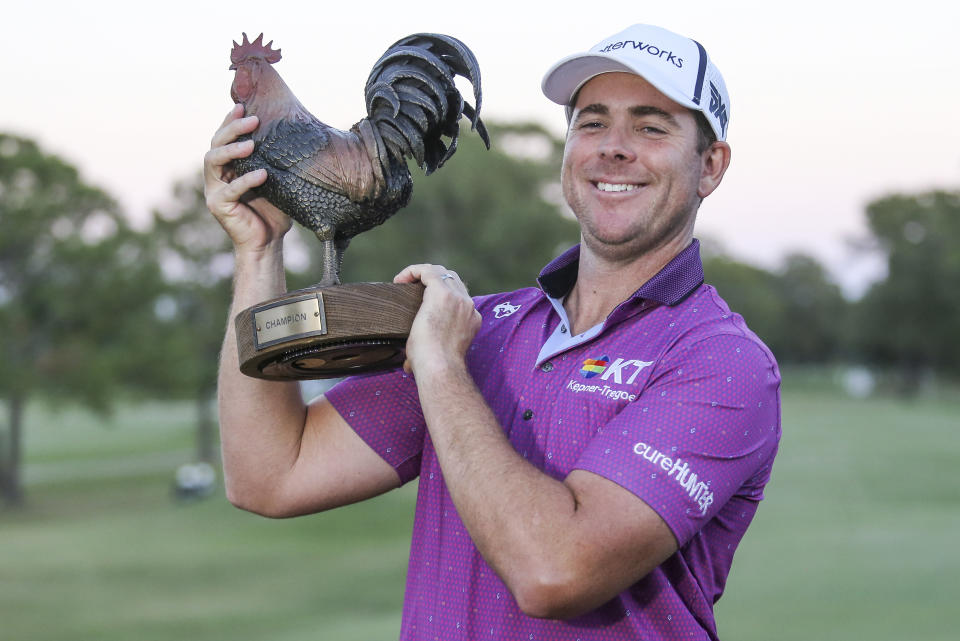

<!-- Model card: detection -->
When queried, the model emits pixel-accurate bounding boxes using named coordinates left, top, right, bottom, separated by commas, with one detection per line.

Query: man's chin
left=580, top=225, right=693, bottom=265
left=581, top=231, right=652, bottom=262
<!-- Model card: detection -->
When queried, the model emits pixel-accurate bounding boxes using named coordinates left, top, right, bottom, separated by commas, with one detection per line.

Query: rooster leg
left=335, top=237, right=350, bottom=278
left=315, top=225, right=342, bottom=287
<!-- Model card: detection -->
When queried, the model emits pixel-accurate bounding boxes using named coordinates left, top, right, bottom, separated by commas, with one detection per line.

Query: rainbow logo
left=580, top=355, right=609, bottom=379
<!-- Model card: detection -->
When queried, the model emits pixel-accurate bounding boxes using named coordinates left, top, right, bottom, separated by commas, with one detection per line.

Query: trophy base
left=235, top=282, right=424, bottom=381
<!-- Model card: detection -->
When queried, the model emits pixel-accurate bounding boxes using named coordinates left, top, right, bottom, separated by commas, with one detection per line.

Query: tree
left=702, top=252, right=783, bottom=351
left=703, top=248, right=849, bottom=363
left=772, top=253, right=849, bottom=363
left=0, top=133, right=165, bottom=506
left=329, top=122, right=580, bottom=294
left=854, top=190, right=960, bottom=385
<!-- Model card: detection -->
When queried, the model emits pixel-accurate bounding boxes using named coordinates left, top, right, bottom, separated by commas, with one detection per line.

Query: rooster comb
left=230, top=32, right=282, bottom=67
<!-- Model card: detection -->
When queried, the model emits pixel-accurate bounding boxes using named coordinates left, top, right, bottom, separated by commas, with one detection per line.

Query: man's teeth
left=596, top=182, right=638, bottom=192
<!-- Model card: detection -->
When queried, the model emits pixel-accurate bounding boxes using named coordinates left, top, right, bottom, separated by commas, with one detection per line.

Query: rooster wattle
left=228, top=32, right=490, bottom=287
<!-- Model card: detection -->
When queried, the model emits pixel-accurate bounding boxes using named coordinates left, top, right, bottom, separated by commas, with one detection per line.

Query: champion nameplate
left=252, top=294, right=327, bottom=349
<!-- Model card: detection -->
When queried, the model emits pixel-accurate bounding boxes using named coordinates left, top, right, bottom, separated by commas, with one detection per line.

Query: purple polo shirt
left=326, top=240, right=781, bottom=641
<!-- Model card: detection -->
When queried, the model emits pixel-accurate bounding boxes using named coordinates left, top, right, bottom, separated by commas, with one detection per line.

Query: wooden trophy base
left=235, top=282, right=424, bottom=381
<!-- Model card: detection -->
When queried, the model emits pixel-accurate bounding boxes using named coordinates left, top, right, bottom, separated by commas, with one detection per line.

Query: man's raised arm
left=204, top=105, right=399, bottom=517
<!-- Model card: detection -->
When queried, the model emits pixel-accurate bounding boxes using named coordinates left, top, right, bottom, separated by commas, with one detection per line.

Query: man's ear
left=697, top=141, right=731, bottom=199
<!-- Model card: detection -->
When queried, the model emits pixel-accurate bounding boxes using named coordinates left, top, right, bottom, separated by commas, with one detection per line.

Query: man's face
left=561, top=72, right=710, bottom=262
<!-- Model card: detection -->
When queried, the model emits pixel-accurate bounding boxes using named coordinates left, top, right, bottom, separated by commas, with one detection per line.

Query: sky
left=4, top=0, right=958, bottom=296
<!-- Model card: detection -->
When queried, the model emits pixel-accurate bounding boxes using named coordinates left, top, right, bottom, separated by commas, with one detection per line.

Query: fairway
left=715, top=380, right=959, bottom=641
left=2, top=402, right=416, bottom=641
left=2, top=380, right=958, bottom=640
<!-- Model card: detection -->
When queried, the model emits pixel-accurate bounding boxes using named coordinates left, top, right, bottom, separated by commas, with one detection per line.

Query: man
left=204, top=23, right=780, bottom=641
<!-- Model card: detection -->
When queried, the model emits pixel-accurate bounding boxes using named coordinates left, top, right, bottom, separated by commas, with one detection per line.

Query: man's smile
left=594, top=181, right=644, bottom=193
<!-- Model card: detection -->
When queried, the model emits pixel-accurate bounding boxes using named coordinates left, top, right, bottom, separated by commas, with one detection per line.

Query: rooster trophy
left=228, top=32, right=489, bottom=381
left=229, top=32, right=489, bottom=287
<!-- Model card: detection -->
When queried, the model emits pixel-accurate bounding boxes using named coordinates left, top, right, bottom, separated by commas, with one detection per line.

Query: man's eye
left=640, top=126, right=666, bottom=135
left=580, top=121, right=605, bottom=129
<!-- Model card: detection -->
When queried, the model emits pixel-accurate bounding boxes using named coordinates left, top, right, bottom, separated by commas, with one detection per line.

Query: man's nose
left=598, top=127, right=637, bottom=162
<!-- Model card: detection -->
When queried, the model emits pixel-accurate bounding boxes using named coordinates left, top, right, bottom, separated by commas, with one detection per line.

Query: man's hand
left=393, top=264, right=482, bottom=376
left=203, top=104, right=292, bottom=253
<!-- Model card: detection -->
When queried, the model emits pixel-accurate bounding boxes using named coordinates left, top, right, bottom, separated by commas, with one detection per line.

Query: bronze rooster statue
left=228, top=32, right=490, bottom=286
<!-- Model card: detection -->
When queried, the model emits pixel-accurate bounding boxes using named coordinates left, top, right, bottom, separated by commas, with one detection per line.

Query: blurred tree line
left=1, top=125, right=957, bottom=506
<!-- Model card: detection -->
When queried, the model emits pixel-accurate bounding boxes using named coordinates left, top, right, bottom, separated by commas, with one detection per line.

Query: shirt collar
left=537, top=238, right=705, bottom=307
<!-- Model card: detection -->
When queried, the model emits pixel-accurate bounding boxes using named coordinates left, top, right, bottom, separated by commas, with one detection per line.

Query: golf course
left=2, top=371, right=956, bottom=640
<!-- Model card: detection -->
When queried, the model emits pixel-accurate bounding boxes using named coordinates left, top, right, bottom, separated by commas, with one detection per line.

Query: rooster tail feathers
left=396, top=86, right=442, bottom=123
left=366, top=81, right=402, bottom=119
left=397, top=33, right=483, bottom=115
left=369, top=45, right=455, bottom=89
left=377, top=120, right=413, bottom=159
left=461, top=103, right=490, bottom=148
left=364, top=33, right=488, bottom=174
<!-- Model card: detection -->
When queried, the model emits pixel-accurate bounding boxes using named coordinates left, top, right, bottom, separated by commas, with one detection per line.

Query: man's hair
left=692, top=110, right=717, bottom=154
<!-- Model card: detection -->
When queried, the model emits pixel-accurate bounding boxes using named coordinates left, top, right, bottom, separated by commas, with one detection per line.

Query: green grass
left=1, top=480, right=415, bottom=641
left=714, top=382, right=960, bottom=641
left=2, top=402, right=416, bottom=641
left=2, top=378, right=958, bottom=641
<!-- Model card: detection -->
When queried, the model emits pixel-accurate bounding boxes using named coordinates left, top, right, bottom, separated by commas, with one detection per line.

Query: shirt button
left=522, top=409, right=534, bottom=421
left=541, top=362, right=554, bottom=372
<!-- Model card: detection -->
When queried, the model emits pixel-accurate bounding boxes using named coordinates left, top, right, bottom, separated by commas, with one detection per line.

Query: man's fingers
left=208, top=116, right=258, bottom=151
left=209, top=114, right=259, bottom=150
left=217, top=168, right=268, bottom=205
left=206, top=169, right=267, bottom=216
left=394, top=264, right=462, bottom=286
left=218, top=103, right=244, bottom=129
left=393, top=264, right=429, bottom=284
left=399, top=262, right=480, bottom=377
left=203, top=139, right=255, bottom=184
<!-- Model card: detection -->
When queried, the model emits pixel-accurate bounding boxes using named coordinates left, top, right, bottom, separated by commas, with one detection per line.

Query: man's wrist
left=412, top=353, right=471, bottom=388
left=231, top=242, right=288, bottom=304
left=234, top=236, right=284, bottom=264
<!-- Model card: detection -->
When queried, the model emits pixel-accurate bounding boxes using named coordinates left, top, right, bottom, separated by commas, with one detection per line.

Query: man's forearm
left=217, top=245, right=307, bottom=511
left=415, top=361, right=585, bottom=613
left=415, top=358, right=677, bottom=619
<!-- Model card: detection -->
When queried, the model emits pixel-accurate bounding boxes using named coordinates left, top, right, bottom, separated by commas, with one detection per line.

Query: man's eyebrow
left=574, top=103, right=609, bottom=119
left=630, top=105, right=681, bottom=128
left=573, top=103, right=681, bottom=128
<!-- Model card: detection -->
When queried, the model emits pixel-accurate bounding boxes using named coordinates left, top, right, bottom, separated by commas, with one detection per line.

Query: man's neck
left=563, top=235, right=692, bottom=335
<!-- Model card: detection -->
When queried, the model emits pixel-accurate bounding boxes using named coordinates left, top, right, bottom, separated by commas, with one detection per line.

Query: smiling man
left=205, top=23, right=780, bottom=641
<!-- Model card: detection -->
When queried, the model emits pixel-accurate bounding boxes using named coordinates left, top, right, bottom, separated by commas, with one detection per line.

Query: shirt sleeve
left=325, top=368, right=426, bottom=484
left=572, top=333, right=781, bottom=546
